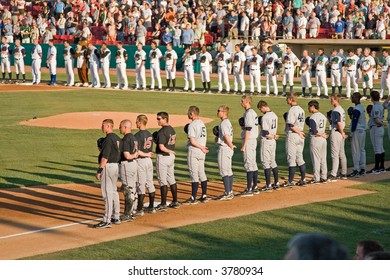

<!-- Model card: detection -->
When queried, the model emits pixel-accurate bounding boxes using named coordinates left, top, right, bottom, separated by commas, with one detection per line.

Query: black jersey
left=99, top=133, right=121, bottom=164
left=134, top=129, right=153, bottom=154
left=156, top=125, right=176, bottom=155
left=120, top=133, right=137, bottom=162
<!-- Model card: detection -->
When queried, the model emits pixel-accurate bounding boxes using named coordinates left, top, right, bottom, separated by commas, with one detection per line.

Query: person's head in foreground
left=285, top=233, right=348, bottom=260
left=354, top=240, right=384, bottom=260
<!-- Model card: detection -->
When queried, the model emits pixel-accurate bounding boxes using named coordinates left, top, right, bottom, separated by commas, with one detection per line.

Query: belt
left=332, top=68, right=340, bottom=71
left=316, top=70, right=323, bottom=71
left=219, top=66, right=225, bottom=68
left=157, top=153, right=171, bottom=156
left=250, top=68, right=258, bottom=71
left=184, top=64, right=192, bottom=67
left=285, top=67, right=291, bottom=69
left=138, top=156, right=150, bottom=159
left=121, top=160, right=134, bottom=163
left=370, top=125, right=382, bottom=128
left=347, top=70, right=355, bottom=72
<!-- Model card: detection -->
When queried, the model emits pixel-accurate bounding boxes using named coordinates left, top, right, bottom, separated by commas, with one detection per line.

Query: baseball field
left=0, top=70, right=389, bottom=260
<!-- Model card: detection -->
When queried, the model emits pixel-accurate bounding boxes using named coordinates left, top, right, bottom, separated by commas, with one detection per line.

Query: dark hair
left=157, top=112, right=169, bottom=121
left=365, top=251, right=390, bottom=260
left=308, top=100, right=319, bottom=110
left=358, top=240, right=384, bottom=257
left=370, top=90, right=380, bottom=101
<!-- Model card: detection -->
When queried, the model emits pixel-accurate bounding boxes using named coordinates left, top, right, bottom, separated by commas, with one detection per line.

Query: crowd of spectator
left=1, top=0, right=390, bottom=48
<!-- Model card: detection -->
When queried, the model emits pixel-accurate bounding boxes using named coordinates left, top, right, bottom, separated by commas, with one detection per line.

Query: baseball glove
left=283, top=55, right=290, bottom=62
left=301, top=57, right=308, bottom=64
left=134, top=53, right=140, bottom=60
left=63, top=50, right=68, bottom=56
left=151, top=51, right=156, bottom=58
left=326, top=110, right=332, bottom=121
left=166, top=53, right=172, bottom=60
left=283, top=112, right=288, bottom=122
left=366, top=104, right=373, bottom=115
left=267, top=57, right=274, bottom=63
left=1, top=46, right=7, bottom=52
left=212, top=125, right=219, bottom=137
left=200, top=55, right=206, bottom=63
left=258, top=116, right=263, bottom=126
left=30, top=47, right=35, bottom=54
left=252, top=56, right=257, bottom=63
left=152, top=131, right=158, bottom=143
left=184, top=123, right=189, bottom=134
left=218, top=53, right=224, bottom=61
left=347, top=106, right=354, bottom=117
left=234, top=54, right=240, bottom=62
left=363, top=74, right=369, bottom=82
left=305, top=116, right=310, bottom=126
left=97, top=137, right=105, bottom=150
left=238, top=117, right=245, bottom=127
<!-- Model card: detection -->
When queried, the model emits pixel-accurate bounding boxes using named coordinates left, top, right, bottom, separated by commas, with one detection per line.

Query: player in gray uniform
left=216, top=105, right=236, bottom=200
left=46, top=39, right=57, bottom=86
left=300, top=50, right=313, bottom=97
left=100, top=43, right=111, bottom=88
left=134, top=43, right=146, bottom=90
left=164, top=43, right=178, bottom=91
left=183, top=106, right=209, bottom=204
left=155, top=112, right=179, bottom=211
left=344, top=49, right=360, bottom=98
left=384, top=95, right=390, bottom=145
left=134, top=114, right=156, bottom=214
left=367, top=91, right=386, bottom=174
left=282, top=46, right=298, bottom=96
left=216, top=44, right=231, bottom=94
left=31, top=38, right=42, bottom=85
left=13, top=39, right=26, bottom=83
left=248, top=47, right=262, bottom=95
left=94, top=119, right=121, bottom=229
left=232, top=44, right=246, bottom=94
left=330, top=49, right=343, bottom=96
left=347, top=92, right=366, bottom=178
left=328, top=95, right=348, bottom=181
left=149, top=41, right=163, bottom=91
left=257, top=100, right=280, bottom=191
left=63, top=40, right=75, bottom=86
left=283, top=93, right=307, bottom=187
left=307, top=100, right=328, bottom=184
left=239, top=95, right=259, bottom=196
left=115, top=42, right=129, bottom=90
left=379, top=49, right=390, bottom=99
left=119, top=119, right=139, bottom=222
left=182, top=46, right=197, bottom=92
left=1, top=36, right=12, bottom=83
left=314, top=48, right=328, bottom=98
left=87, top=44, right=101, bottom=88
left=360, top=48, right=376, bottom=100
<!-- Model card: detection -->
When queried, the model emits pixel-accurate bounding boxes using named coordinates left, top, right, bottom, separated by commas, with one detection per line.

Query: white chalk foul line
left=0, top=218, right=100, bottom=240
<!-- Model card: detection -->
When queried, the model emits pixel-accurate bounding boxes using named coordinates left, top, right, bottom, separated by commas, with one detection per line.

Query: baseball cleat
left=156, top=204, right=168, bottom=212
left=296, top=179, right=307, bottom=186
left=327, top=175, right=338, bottom=182
left=165, top=88, right=170, bottom=92
left=261, top=185, right=273, bottom=192
left=367, top=169, right=381, bottom=175
left=168, top=201, right=180, bottom=209
left=144, top=207, right=156, bottom=214
left=110, top=218, right=121, bottom=225
left=217, top=192, right=230, bottom=201
left=120, top=214, right=135, bottom=222
left=282, top=181, right=294, bottom=188
left=273, top=182, right=281, bottom=190
left=339, top=174, right=348, bottom=179
left=121, top=87, right=129, bottom=90
left=348, top=170, right=360, bottom=178
left=308, top=179, right=320, bottom=185
left=182, top=197, right=199, bottom=205
left=93, top=222, right=112, bottom=229
left=239, top=189, right=254, bottom=197
left=359, top=169, right=366, bottom=176
left=251, top=187, right=260, bottom=194
left=320, top=178, right=330, bottom=183
left=135, top=210, right=144, bottom=217
left=198, top=194, right=209, bottom=203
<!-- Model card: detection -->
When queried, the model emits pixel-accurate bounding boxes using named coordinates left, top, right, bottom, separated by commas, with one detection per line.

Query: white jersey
left=359, top=55, right=375, bottom=72
left=149, top=48, right=162, bottom=65
left=345, top=54, right=359, bottom=71
left=216, top=51, right=230, bottom=69
left=243, top=45, right=254, bottom=59
left=31, top=44, right=42, bottom=60
left=1, top=43, right=11, bottom=59
left=100, top=48, right=111, bottom=64
left=233, top=51, right=246, bottom=68
left=249, top=54, right=262, bottom=70
left=329, top=55, right=342, bottom=70
left=63, top=45, right=74, bottom=61
left=88, top=46, right=100, bottom=64
left=199, top=51, right=212, bottom=68
left=314, top=55, right=328, bottom=71
left=116, top=48, right=128, bottom=64
left=260, top=111, right=278, bottom=139
left=182, top=52, right=197, bottom=67
left=164, top=50, right=178, bottom=67
left=47, top=45, right=57, bottom=61
left=76, top=49, right=85, bottom=68
left=13, top=45, right=26, bottom=60
left=242, top=108, right=259, bottom=140
left=381, top=56, right=390, bottom=72
left=300, top=56, right=312, bottom=71
left=282, top=52, right=297, bottom=69
left=187, top=119, right=207, bottom=148
left=134, top=49, right=146, bottom=68
left=217, top=118, right=233, bottom=147
left=285, top=105, right=305, bottom=133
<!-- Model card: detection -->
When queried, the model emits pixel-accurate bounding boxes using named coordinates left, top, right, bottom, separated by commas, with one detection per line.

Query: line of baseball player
left=93, top=92, right=390, bottom=228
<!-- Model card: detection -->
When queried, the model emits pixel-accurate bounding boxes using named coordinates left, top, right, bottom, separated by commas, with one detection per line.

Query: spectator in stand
left=162, top=27, right=173, bottom=45
left=57, top=13, right=66, bottom=35
left=308, top=12, right=320, bottom=38
left=321, top=8, right=329, bottom=24
left=54, top=0, right=65, bottom=20
left=20, top=21, right=31, bottom=44
left=107, top=21, right=117, bottom=43
left=3, top=19, right=13, bottom=43
left=240, top=11, right=250, bottom=39
left=228, top=10, right=238, bottom=39
left=151, top=23, right=161, bottom=46
left=142, top=2, right=153, bottom=29
left=81, top=21, right=91, bottom=41
left=329, top=5, right=340, bottom=26
left=43, top=26, right=53, bottom=44
left=345, top=13, right=354, bottom=39
left=216, top=2, right=226, bottom=38
left=194, top=18, right=206, bottom=47
left=283, top=10, right=294, bottom=39
left=136, top=19, right=147, bottom=46
left=13, top=21, right=22, bottom=42
left=182, top=23, right=194, bottom=49
left=334, top=15, right=345, bottom=38
left=296, top=9, right=308, bottom=39
left=261, top=16, right=271, bottom=39
left=65, top=13, right=77, bottom=35
left=270, top=19, right=278, bottom=40
left=355, top=17, right=365, bottom=39
left=173, top=24, right=181, bottom=47
left=128, top=15, right=137, bottom=42
left=31, top=21, right=40, bottom=42
left=365, top=13, right=376, bottom=38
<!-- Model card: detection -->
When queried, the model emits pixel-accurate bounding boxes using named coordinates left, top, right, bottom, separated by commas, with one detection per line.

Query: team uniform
left=330, top=55, right=343, bottom=95
left=182, top=51, right=197, bottom=91
left=248, top=54, right=262, bottom=94
left=134, top=48, right=146, bottom=90
left=13, top=45, right=26, bottom=82
left=329, top=105, right=347, bottom=179
left=380, top=56, right=390, bottom=99
left=116, top=48, right=129, bottom=89
left=345, top=55, right=359, bottom=98
left=100, top=48, right=111, bottom=88
left=88, top=46, right=101, bottom=88
left=47, top=44, right=57, bottom=85
left=383, top=101, right=390, bottom=141
left=265, top=52, right=279, bottom=95
left=63, top=45, right=75, bottom=86
left=368, top=102, right=385, bottom=172
left=1, top=42, right=12, bottom=82
left=232, top=50, right=246, bottom=93
left=349, top=103, right=366, bottom=176
left=149, top=48, right=163, bottom=90
left=217, top=118, right=234, bottom=199
left=164, top=49, right=178, bottom=90
left=282, top=52, right=298, bottom=94
left=360, top=55, right=376, bottom=94
left=216, top=51, right=231, bottom=93
left=308, top=112, right=328, bottom=183
left=31, top=43, right=42, bottom=85
left=314, top=54, right=328, bottom=97
left=300, top=56, right=312, bottom=96
left=199, top=51, right=212, bottom=92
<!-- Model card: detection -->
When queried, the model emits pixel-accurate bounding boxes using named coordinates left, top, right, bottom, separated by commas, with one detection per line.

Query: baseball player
left=264, top=46, right=279, bottom=96
left=1, top=36, right=12, bottom=83
left=216, top=105, right=235, bottom=200
left=307, top=100, right=328, bottom=184
left=367, top=91, right=386, bottom=174
left=300, top=50, right=313, bottom=97
left=344, top=49, right=360, bottom=98
left=215, top=44, right=231, bottom=94
left=330, top=49, right=343, bottom=96
left=257, top=100, right=280, bottom=191
left=199, top=45, right=212, bottom=93
left=283, top=93, right=307, bottom=187
left=46, top=39, right=57, bottom=86
left=13, top=39, right=26, bottom=83
left=328, top=94, right=348, bottom=181
left=379, top=49, right=390, bottom=99
left=134, top=114, right=157, bottom=214
left=232, top=44, right=246, bottom=94
left=183, top=106, right=209, bottom=204
left=239, top=95, right=259, bottom=196
left=347, top=92, right=366, bottom=178
left=248, top=47, right=262, bottom=95
left=359, top=48, right=376, bottom=100
left=115, top=42, right=129, bottom=90
left=31, top=38, right=42, bottom=85
left=87, top=44, right=101, bottom=88
left=164, top=43, right=178, bottom=91
left=155, top=112, right=179, bottom=211
left=94, top=119, right=121, bottom=229
left=149, top=41, right=163, bottom=91
left=134, top=43, right=146, bottom=90
left=119, top=119, right=139, bottom=222
left=100, top=43, right=111, bottom=88
left=282, top=46, right=298, bottom=96
left=63, top=40, right=75, bottom=86
left=314, top=48, right=328, bottom=98
left=182, top=46, right=197, bottom=92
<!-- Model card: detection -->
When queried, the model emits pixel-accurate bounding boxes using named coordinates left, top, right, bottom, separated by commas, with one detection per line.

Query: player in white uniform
left=46, top=39, right=57, bottom=86
left=216, top=44, right=231, bottom=94
left=115, top=42, right=129, bottom=90
left=264, top=46, right=279, bottom=96
left=149, top=41, right=162, bottom=91
left=344, top=49, right=359, bottom=98
left=134, top=43, right=146, bottom=90
left=360, top=48, right=376, bottom=99
left=232, top=44, right=246, bottom=94
left=300, top=50, right=313, bottom=97
left=282, top=46, right=298, bottom=95
left=31, top=38, right=42, bottom=85
left=87, top=44, right=101, bottom=88
left=182, top=46, right=196, bottom=92
left=330, top=49, right=343, bottom=96
left=63, top=40, right=75, bottom=86
left=1, top=36, right=12, bottom=83
left=248, top=47, right=262, bottom=95
left=314, top=48, right=328, bottom=98
left=380, top=50, right=390, bottom=99
left=13, top=39, right=26, bottom=83
left=183, top=106, right=209, bottom=204
left=164, top=43, right=178, bottom=91
left=199, top=45, right=212, bottom=93
left=100, top=43, right=111, bottom=88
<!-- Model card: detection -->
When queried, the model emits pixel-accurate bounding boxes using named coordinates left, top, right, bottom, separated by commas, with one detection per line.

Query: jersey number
left=143, top=137, right=153, bottom=149
left=200, top=127, right=206, bottom=138
left=318, top=119, right=325, bottom=129
left=271, top=119, right=277, bottom=129
left=168, top=135, right=176, bottom=145
left=298, top=113, right=304, bottom=123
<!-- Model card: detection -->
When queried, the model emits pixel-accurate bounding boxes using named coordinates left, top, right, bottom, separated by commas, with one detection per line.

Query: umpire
left=95, top=119, right=121, bottom=229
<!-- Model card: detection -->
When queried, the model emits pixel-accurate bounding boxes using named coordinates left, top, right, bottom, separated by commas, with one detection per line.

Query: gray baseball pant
left=351, top=129, right=366, bottom=171
left=101, top=163, right=120, bottom=223
left=310, top=136, right=327, bottom=181
left=330, top=130, right=347, bottom=176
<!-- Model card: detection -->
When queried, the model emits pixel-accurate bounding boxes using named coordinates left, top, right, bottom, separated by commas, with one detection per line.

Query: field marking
left=0, top=218, right=99, bottom=240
